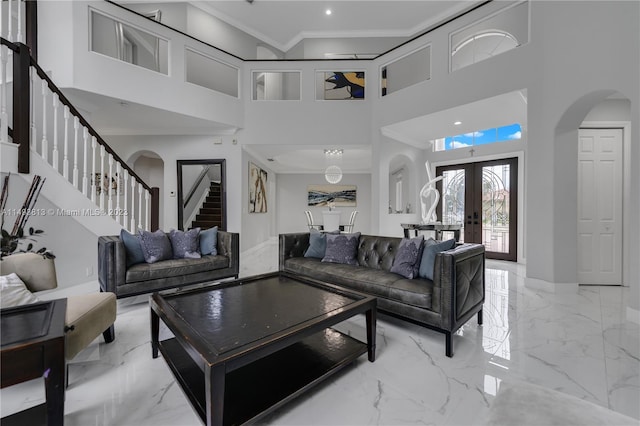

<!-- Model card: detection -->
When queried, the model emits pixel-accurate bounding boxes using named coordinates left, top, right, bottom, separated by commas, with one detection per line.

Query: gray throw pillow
left=304, top=229, right=340, bottom=259
left=418, top=238, right=456, bottom=280
left=322, top=232, right=361, bottom=265
left=169, top=228, right=201, bottom=259
left=199, top=226, right=218, bottom=256
left=390, top=236, right=424, bottom=279
left=138, top=230, right=173, bottom=263
left=120, top=229, right=145, bottom=267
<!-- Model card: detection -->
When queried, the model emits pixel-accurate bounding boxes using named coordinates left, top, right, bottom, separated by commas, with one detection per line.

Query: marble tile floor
left=2, top=238, right=638, bottom=425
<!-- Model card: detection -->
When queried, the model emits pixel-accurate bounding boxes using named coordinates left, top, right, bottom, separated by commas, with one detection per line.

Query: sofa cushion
left=125, top=255, right=230, bottom=283
left=322, top=232, right=360, bottom=265
left=390, top=236, right=424, bottom=279
left=200, top=226, right=218, bottom=256
left=170, top=228, right=201, bottom=259
left=120, top=229, right=145, bottom=267
left=284, top=257, right=433, bottom=310
left=0, top=273, right=41, bottom=308
left=418, top=238, right=456, bottom=280
left=139, top=230, right=173, bottom=263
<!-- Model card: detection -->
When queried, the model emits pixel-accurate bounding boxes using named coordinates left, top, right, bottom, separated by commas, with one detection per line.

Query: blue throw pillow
left=120, top=229, right=145, bottom=267
left=390, top=236, right=424, bottom=279
left=418, top=238, right=456, bottom=280
left=138, top=229, right=173, bottom=264
left=169, top=228, right=201, bottom=259
left=199, top=226, right=218, bottom=256
left=322, top=232, right=361, bottom=265
left=304, top=229, right=326, bottom=258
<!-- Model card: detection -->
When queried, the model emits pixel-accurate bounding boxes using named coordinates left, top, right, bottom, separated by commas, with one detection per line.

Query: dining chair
left=342, top=210, right=358, bottom=233
left=304, top=210, right=323, bottom=231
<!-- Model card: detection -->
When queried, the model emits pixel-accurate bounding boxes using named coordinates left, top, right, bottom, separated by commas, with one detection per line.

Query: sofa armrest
left=279, top=233, right=310, bottom=270
left=98, top=235, right=127, bottom=293
left=434, top=243, right=485, bottom=330
left=217, top=231, right=239, bottom=278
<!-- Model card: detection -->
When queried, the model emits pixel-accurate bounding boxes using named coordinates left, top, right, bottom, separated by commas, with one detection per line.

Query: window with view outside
left=432, top=123, right=521, bottom=152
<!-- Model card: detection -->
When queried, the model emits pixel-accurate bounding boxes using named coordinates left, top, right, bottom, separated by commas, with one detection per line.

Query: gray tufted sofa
left=98, top=231, right=239, bottom=298
left=279, top=233, right=485, bottom=357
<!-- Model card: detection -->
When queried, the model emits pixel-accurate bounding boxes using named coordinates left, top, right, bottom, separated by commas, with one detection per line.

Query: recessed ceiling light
left=325, top=9, right=332, bottom=15
left=454, top=121, right=462, bottom=125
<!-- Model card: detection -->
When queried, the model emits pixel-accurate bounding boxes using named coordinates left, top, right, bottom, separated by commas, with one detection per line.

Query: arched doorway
left=129, top=150, right=165, bottom=229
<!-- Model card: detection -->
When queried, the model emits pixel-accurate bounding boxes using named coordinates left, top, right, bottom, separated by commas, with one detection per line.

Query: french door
left=436, top=158, right=518, bottom=261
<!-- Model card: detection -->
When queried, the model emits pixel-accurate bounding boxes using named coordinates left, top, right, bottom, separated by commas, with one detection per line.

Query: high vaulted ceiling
left=190, top=1, right=478, bottom=53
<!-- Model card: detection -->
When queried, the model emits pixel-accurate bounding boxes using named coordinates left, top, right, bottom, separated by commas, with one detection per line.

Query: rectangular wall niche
left=381, top=46, right=431, bottom=96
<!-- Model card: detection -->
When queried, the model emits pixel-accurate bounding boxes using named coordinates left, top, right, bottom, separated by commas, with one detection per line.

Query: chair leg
left=103, top=325, right=115, bottom=343
left=477, top=309, right=483, bottom=325
left=445, top=331, right=453, bottom=357
left=65, top=364, right=69, bottom=389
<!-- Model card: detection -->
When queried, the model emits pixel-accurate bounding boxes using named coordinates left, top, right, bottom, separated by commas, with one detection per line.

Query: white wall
left=106, top=135, right=242, bottom=233
left=277, top=173, right=372, bottom=236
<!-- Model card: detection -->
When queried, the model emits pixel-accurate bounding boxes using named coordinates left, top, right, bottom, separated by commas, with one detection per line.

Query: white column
left=52, top=94, right=59, bottom=172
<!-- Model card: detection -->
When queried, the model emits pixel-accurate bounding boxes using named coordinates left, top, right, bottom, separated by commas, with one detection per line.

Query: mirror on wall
left=388, top=155, right=413, bottom=214
left=177, top=159, right=226, bottom=231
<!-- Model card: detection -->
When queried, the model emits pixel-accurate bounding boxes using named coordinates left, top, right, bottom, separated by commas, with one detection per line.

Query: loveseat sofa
left=98, top=230, right=239, bottom=298
left=279, top=232, right=485, bottom=357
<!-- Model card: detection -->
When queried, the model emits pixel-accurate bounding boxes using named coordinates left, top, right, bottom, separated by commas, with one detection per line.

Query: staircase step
left=192, top=220, right=222, bottom=229
left=203, top=201, right=222, bottom=208
left=205, top=196, right=221, bottom=203
left=199, top=208, right=221, bottom=215
left=197, top=213, right=222, bottom=221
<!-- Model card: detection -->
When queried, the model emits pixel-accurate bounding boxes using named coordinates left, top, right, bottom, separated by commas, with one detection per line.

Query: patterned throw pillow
left=199, top=226, right=218, bottom=256
left=169, top=228, right=201, bottom=259
left=138, top=230, right=173, bottom=263
left=390, top=236, right=425, bottom=279
left=322, top=232, right=361, bottom=265
left=120, top=228, right=145, bottom=267
left=418, top=238, right=456, bottom=280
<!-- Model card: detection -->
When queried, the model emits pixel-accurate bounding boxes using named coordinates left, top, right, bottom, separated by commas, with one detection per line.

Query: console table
left=1, top=300, right=67, bottom=425
left=401, top=223, right=462, bottom=242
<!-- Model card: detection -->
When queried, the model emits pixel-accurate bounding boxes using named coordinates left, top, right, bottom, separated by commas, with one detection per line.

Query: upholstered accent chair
left=1, top=253, right=117, bottom=386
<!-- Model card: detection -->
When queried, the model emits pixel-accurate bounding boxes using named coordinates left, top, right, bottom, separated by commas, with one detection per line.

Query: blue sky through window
left=444, top=123, right=521, bottom=150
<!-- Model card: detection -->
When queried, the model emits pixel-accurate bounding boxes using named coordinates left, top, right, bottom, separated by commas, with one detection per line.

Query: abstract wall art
left=249, top=162, right=268, bottom=213
left=308, top=184, right=357, bottom=207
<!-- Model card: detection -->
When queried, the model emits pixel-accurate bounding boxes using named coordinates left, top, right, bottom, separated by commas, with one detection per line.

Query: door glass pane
left=441, top=169, right=465, bottom=243
left=482, top=164, right=511, bottom=253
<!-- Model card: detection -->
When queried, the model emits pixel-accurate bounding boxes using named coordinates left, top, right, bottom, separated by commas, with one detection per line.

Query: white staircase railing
left=1, top=41, right=157, bottom=234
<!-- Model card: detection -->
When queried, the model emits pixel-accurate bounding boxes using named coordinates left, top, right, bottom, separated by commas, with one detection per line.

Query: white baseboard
left=524, top=277, right=578, bottom=293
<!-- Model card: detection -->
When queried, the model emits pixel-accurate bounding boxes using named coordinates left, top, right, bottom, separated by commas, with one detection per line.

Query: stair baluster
left=72, top=116, right=79, bottom=188
left=52, top=93, right=59, bottom=172
left=82, top=127, right=88, bottom=196
left=90, top=136, right=97, bottom=203
left=99, top=144, right=105, bottom=210
left=40, top=79, right=47, bottom=161
left=30, top=67, right=35, bottom=149
left=137, top=183, right=143, bottom=231
left=0, top=45, right=7, bottom=144
left=123, top=169, right=129, bottom=229
left=145, top=190, right=150, bottom=231
left=62, top=105, right=69, bottom=179
left=108, top=153, right=113, bottom=213
left=130, top=175, right=136, bottom=232
left=115, top=162, right=121, bottom=224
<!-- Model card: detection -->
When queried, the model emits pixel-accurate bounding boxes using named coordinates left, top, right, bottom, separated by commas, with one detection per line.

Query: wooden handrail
left=29, top=59, right=152, bottom=192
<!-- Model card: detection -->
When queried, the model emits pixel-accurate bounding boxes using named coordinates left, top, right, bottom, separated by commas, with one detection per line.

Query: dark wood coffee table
left=150, top=271, right=376, bottom=426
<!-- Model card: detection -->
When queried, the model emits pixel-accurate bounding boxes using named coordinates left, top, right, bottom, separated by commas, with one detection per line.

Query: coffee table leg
left=205, top=364, right=225, bottom=426
left=44, top=336, right=65, bottom=425
left=151, top=308, right=159, bottom=359
left=366, top=307, right=377, bottom=362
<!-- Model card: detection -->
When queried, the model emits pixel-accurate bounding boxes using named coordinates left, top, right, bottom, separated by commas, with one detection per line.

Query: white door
left=577, top=128, right=623, bottom=285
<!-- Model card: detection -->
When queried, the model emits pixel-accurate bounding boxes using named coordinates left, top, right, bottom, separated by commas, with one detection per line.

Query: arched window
left=451, top=30, right=519, bottom=71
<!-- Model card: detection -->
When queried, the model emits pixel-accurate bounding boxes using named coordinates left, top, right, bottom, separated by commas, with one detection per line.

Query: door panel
left=437, top=158, right=517, bottom=261
left=578, top=128, right=622, bottom=285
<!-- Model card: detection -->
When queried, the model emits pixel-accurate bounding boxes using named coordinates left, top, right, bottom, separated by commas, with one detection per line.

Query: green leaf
left=27, top=243, right=33, bottom=251
left=17, top=227, right=23, bottom=238
left=1, top=229, right=9, bottom=238
left=29, top=227, right=34, bottom=235
left=34, top=229, right=44, bottom=234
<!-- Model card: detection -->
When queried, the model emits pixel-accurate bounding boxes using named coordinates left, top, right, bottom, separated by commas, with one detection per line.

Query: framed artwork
left=249, top=162, right=268, bottom=213
left=323, top=71, right=365, bottom=100
left=308, top=185, right=357, bottom=207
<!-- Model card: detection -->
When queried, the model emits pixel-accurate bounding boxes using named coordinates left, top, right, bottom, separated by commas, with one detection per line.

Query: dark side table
left=1, top=299, right=67, bottom=425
